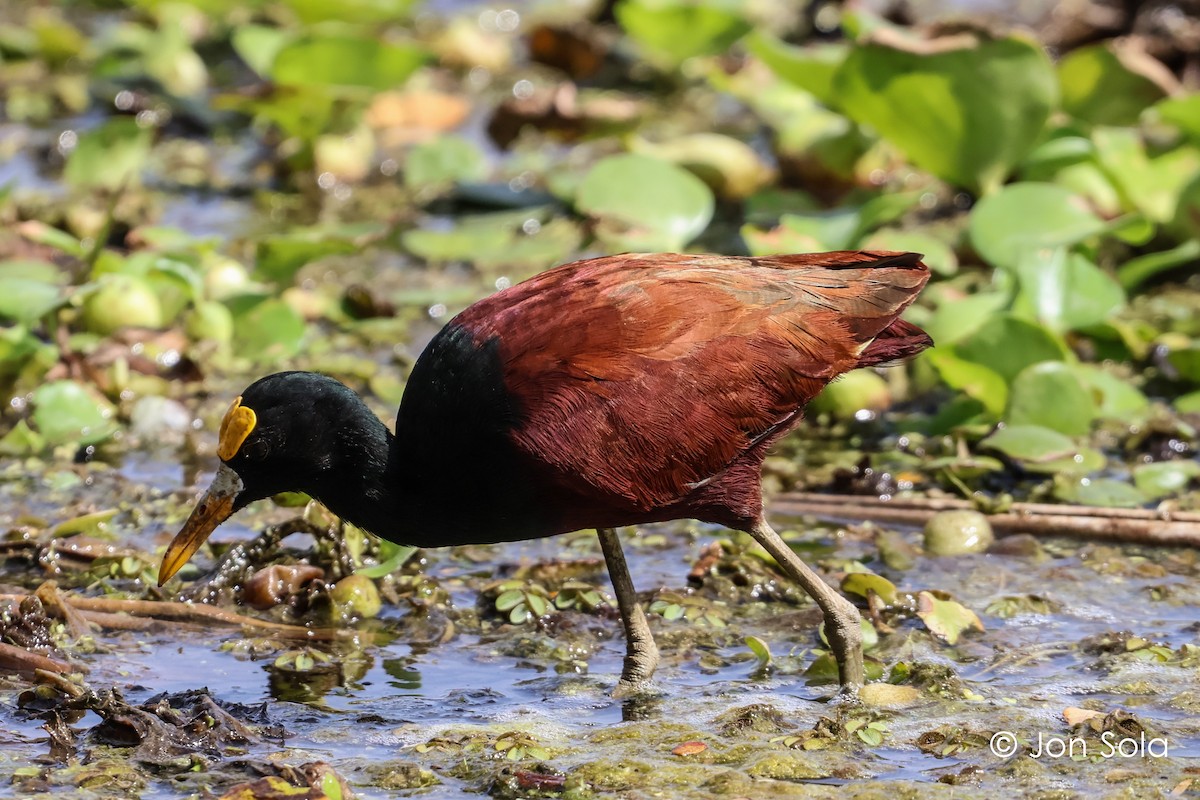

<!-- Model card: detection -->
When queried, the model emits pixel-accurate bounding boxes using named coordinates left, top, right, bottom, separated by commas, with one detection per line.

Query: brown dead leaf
left=672, top=740, right=707, bottom=757
left=1063, top=706, right=1103, bottom=726
left=367, top=91, right=470, bottom=146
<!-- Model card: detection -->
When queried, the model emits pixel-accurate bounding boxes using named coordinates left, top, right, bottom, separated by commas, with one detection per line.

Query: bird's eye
left=241, top=438, right=270, bottom=461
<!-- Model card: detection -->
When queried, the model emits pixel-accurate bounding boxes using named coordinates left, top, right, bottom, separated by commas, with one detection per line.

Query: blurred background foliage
left=0, top=0, right=1198, bottom=507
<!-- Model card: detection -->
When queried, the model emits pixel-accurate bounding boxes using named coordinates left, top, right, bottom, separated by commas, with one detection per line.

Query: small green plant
left=648, top=591, right=728, bottom=627
left=493, top=731, right=549, bottom=761
left=553, top=580, right=608, bottom=612
left=492, top=580, right=553, bottom=624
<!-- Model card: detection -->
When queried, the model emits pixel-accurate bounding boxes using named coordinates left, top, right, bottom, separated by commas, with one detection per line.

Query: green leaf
left=231, top=24, right=293, bottom=78
left=1117, top=240, right=1200, bottom=291
left=1093, top=127, right=1200, bottom=225
left=495, top=589, right=524, bottom=612
left=64, top=118, right=153, bottom=190
left=981, top=424, right=1078, bottom=463
left=615, top=0, right=751, bottom=69
left=1155, top=94, right=1200, bottom=142
left=1055, top=477, right=1148, bottom=508
left=285, top=0, right=418, bottom=25
left=404, top=135, right=488, bottom=191
left=1133, top=461, right=1200, bottom=500
left=1167, top=345, right=1200, bottom=383
left=1058, top=42, right=1171, bottom=126
left=923, top=292, right=1008, bottom=345
left=271, top=34, right=427, bottom=91
left=1005, top=362, right=1096, bottom=436
left=357, top=542, right=417, bottom=578
left=525, top=593, right=548, bottom=617
left=745, top=635, right=772, bottom=667
left=840, top=572, right=898, bottom=605
left=916, top=591, right=984, bottom=645
left=1069, top=364, right=1149, bottom=420
left=954, top=314, right=1069, bottom=383
left=925, top=350, right=1007, bottom=417
left=0, top=270, right=65, bottom=325
left=31, top=380, right=118, bottom=446
left=745, top=32, right=846, bottom=105
left=229, top=297, right=306, bottom=361
left=1010, top=248, right=1125, bottom=332
left=969, top=183, right=1105, bottom=270
left=833, top=32, right=1057, bottom=194
left=255, top=233, right=358, bottom=283
left=860, top=229, right=957, bottom=275
left=576, top=154, right=714, bottom=252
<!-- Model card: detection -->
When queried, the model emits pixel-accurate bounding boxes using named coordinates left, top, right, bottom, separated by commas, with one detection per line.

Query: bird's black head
left=158, top=371, right=388, bottom=584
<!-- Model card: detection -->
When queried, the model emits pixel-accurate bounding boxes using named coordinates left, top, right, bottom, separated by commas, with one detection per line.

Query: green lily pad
left=923, top=292, right=1008, bottom=345
left=924, top=350, right=1007, bottom=417
left=860, top=229, right=957, bottom=276
left=1010, top=248, right=1125, bottom=332
left=955, top=314, right=1069, bottom=383
left=981, top=424, right=1077, bottom=463
left=916, top=591, right=984, bottom=645
left=255, top=233, right=359, bottom=283
left=1005, top=362, right=1096, bottom=436
left=969, top=183, right=1105, bottom=270
left=1054, top=477, right=1148, bottom=508
left=1059, top=42, right=1172, bottom=127
left=1068, top=364, right=1149, bottom=419
left=1133, top=461, right=1200, bottom=500
left=64, top=117, right=153, bottom=189
left=0, top=265, right=66, bottom=325
left=31, top=380, right=118, bottom=446
left=745, top=31, right=846, bottom=105
left=833, top=32, right=1056, bottom=194
left=1093, top=127, right=1200, bottom=225
left=271, top=33, right=427, bottom=91
left=841, top=572, right=898, bottom=605
left=615, top=0, right=751, bottom=69
left=229, top=296, right=307, bottom=362
left=576, top=154, right=714, bottom=252
left=405, top=135, right=488, bottom=192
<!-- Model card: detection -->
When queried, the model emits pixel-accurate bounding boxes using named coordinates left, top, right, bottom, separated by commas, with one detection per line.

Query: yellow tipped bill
left=158, top=464, right=243, bottom=585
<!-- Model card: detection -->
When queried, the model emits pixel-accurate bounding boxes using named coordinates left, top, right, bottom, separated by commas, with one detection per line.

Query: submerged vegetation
left=1, top=0, right=1199, bottom=796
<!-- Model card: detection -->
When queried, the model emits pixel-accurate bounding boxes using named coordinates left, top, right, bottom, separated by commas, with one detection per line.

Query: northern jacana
left=159, top=251, right=933, bottom=693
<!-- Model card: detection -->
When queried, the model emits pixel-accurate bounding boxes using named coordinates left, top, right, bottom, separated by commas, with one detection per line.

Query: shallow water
left=2, top=448, right=1198, bottom=798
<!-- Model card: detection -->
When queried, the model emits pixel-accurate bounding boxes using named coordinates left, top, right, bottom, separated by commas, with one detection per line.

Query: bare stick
left=773, top=494, right=1200, bottom=548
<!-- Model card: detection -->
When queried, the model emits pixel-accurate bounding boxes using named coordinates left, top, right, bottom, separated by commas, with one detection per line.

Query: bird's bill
left=157, top=463, right=243, bottom=585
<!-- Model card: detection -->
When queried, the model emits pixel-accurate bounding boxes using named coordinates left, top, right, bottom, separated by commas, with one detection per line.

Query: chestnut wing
left=459, top=251, right=930, bottom=510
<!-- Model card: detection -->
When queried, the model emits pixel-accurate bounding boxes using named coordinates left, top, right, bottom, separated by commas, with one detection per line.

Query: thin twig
left=784, top=492, right=1200, bottom=523
left=774, top=493, right=1200, bottom=548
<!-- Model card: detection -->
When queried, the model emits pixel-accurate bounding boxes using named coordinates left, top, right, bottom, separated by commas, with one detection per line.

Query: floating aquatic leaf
left=255, top=233, right=359, bottom=283
left=616, top=0, right=751, bottom=69
left=230, top=24, right=292, bottom=78
left=63, top=117, right=153, bottom=189
left=745, top=32, right=846, bottom=105
left=404, top=135, right=488, bottom=191
left=671, top=740, right=708, bottom=757
left=1133, top=461, right=1200, bottom=500
left=1055, top=477, right=1148, bottom=508
left=576, top=154, right=714, bottom=252
left=955, top=314, right=1069, bottom=383
left=925, top=349, right=1007, bottom=417
left=31, top=380, right=118, bottom=446
left=271, top=33, right=427, bottom=91
left=981, top=424, right=1077, bottom=463
left=1069, top=364, right=1149, bottom=420
left=629, top=133, right=774, bottom=199
left=1009, top=248, right=1125, bottom=332
left=834, top=31, right=1056, bottom=194
left=1058, top=42, right=1173, bottom=126
left=1005, top=362, right=1096, bottom=436
left=923, top=510, right=994, bottom=556
left=1093, top=127, right=1200, bottom=225
left=840, top=572, right=898, bottom=605
left=923, top=292, right=1008, bottom=345
left=229, top=296, right=307, bottom=362
left=969, top=184, right=1105, bottom=270
left=745, top=636, right=772, bottom=668
left=916, top=591, right=984, bottom=645
left=0, top=263, right=65, bottom=325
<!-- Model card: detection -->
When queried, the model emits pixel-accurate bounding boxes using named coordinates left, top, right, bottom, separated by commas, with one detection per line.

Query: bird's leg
left=596, top=527, right=659, bottom=694
left=748, top=518, right=865, bottom=694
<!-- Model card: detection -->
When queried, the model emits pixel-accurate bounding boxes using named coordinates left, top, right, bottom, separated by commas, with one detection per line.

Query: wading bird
left=159, top=250, right=932, bottom=693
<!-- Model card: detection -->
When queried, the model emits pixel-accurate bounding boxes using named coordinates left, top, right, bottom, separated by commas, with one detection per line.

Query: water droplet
left=428, top=303, right=447, bottom=319
left=496, top=9, right=520, bottom=31
left=57, top=130, right=78, bottom=154
left=522, top=218, right=541, bottom=235
left=495, top=276, right=512, bottom=290
left=380, top=158, right=399, bottom=177
left=513, top=79, right=534, bottom=99
left=317, top=171, right=336, bottom=190
left=114, top=90, right=135, bottom=111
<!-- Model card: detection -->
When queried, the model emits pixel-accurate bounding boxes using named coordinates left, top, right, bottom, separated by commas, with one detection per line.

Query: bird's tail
left=856, top=318, right=933, bottom=368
